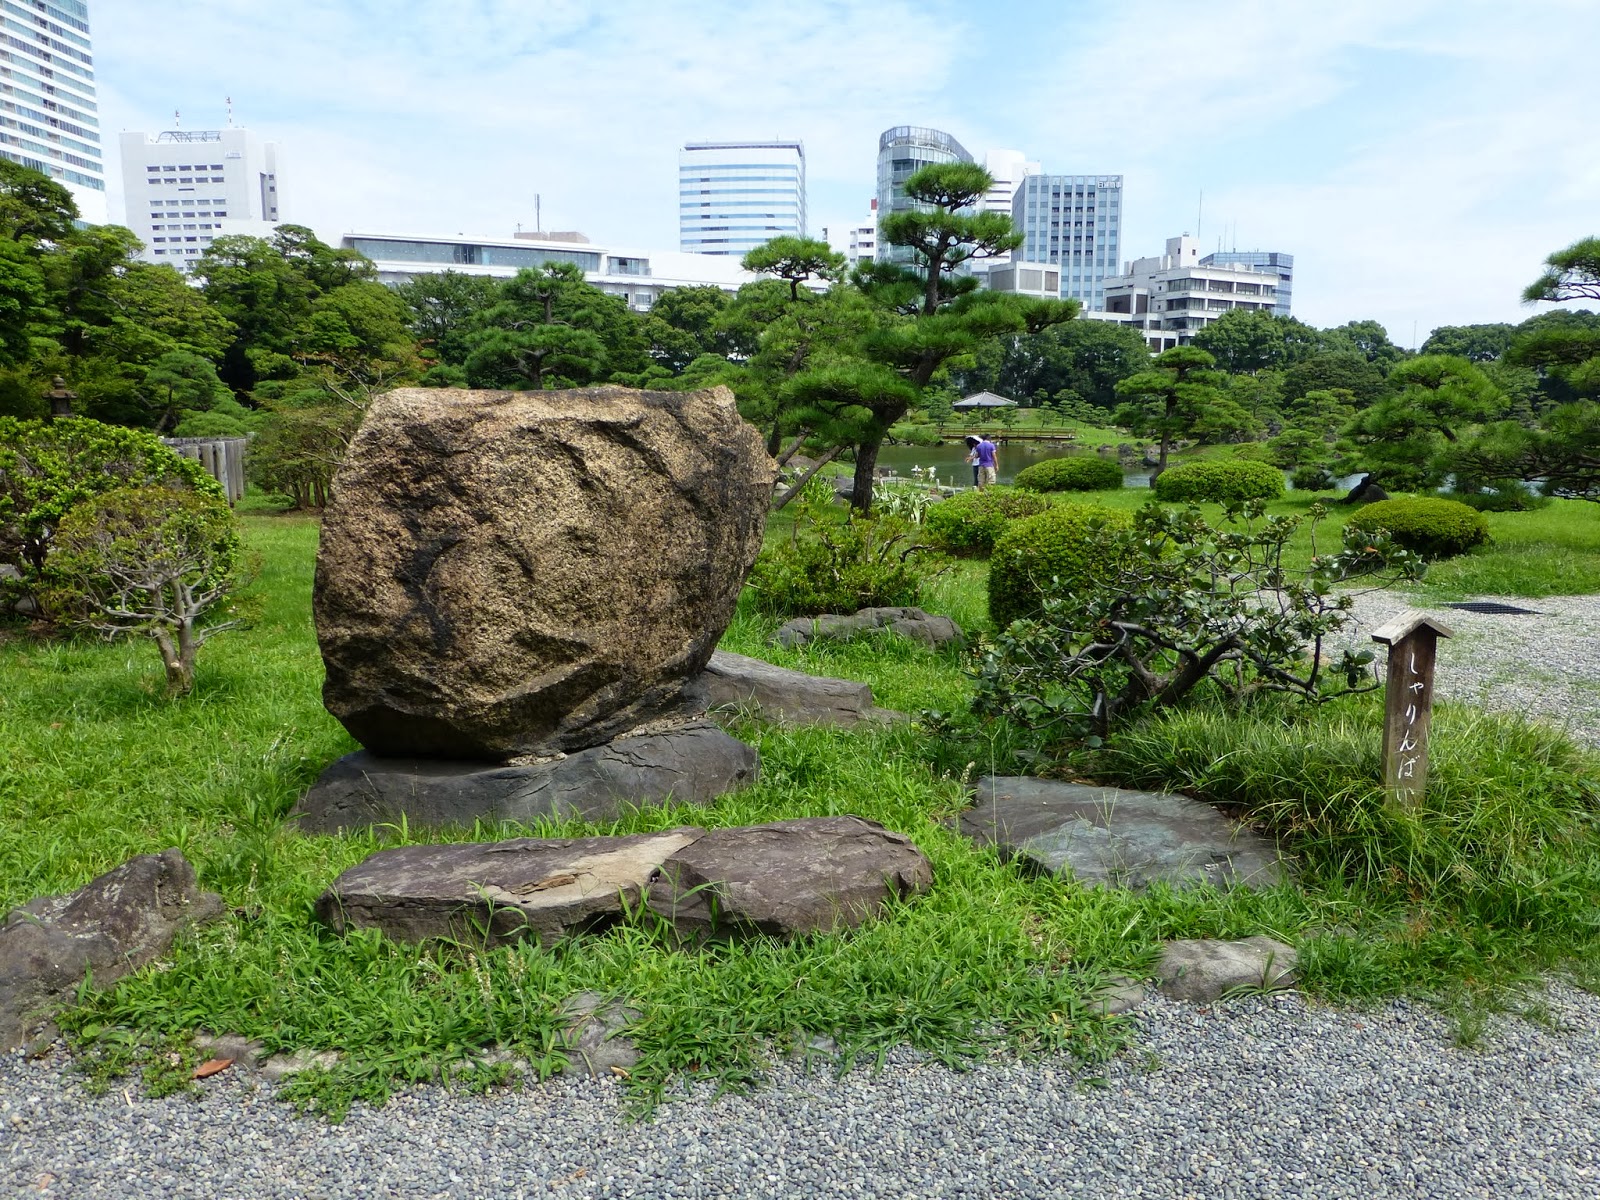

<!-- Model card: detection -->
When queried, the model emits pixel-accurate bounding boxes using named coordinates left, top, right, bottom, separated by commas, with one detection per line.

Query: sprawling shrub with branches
left=973, top=500, right=1423, bottom=742
left=42, top=485, right=249, bottom=695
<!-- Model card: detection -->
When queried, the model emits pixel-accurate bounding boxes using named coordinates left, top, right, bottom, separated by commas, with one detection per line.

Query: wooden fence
left=160, top=436, right=248, bottom=504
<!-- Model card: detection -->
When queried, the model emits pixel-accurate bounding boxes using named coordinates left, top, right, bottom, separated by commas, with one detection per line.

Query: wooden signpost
left=1370, top=612, right=1454, bottom=810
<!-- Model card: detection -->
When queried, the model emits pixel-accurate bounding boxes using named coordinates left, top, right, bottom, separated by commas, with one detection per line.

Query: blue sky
left=96, top=0, right=1599, bottom=342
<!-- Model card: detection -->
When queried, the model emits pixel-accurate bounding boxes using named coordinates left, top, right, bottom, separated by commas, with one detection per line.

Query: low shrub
left=1345, top=497, right=1490, bottom=559
left=1291, top=464, right=1335, bottom=492
left=746, top=510, right=931, bottom=617
left=1013, top=455, right=1124, bottom=494
left=1444, top=485, right=1548, bottom=513
left=988, top=503, right=1132, bottom=630
left=923, top=486, right=1049, bottom=556
left=1152, top=459, right=1285, bottom=504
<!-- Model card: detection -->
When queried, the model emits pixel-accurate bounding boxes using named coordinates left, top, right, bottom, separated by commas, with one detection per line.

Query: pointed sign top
left=1370, top=610, right=1455, bottom=647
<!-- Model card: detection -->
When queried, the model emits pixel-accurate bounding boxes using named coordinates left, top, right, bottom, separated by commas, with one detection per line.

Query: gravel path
left=4, top=983, right=1599, bottom=1199
left=1342, top=591, right=1600, bottom=749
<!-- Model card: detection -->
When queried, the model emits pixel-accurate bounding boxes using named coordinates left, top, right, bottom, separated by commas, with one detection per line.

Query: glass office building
left=679, top=140, right=805, bottom=257
left=1200, top=249, right=1294, bottom=316
left=874, top=126, right=972, bottom=264
left=1012, top=174, right=1123, bottom=311
left=0, top=0, right=103, bottom=221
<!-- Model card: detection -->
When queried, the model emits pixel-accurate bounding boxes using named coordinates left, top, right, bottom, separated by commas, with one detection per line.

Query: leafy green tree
left=463, top=263, right=610, bottom=390
left=879, top=162, right=1023, bottom=315
left=1506, top=309, right=1600, bottom=403
left=1340, top=355, right=1504, bottom=489
left=1321, top=319, right=1407, bottom=371
left=960, top=319, right=1150, bottom=409
left=396, top=271, right=500, bottom=369
left=140, top=350, right=230, bottom=432
left=1112, top=345, right=1244, bottom=473
left=0, top=158, right=77, bottom=245
left=1523, top=237, right=1600, bottom=304
left=1280, top=350, right=1388, bottom=406
left=1191, top=309, right=1320, bottom=373
left=1420, top=323, right=1515, bottom=362
left=742, top=236, right=845, bottom=302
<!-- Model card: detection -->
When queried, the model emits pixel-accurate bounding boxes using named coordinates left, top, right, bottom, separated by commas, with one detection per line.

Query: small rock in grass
left=771, top=608, right=964, bottom=651
left=1088, top=975, right=1148, bottom=1017
left=691, top=651, right=904, bottom=726
left=559, top=992, right=640, bottom=1079
left=260, top=1048, right=341, bottom=1082
left=1156, top=936, right=1297, bottom=1004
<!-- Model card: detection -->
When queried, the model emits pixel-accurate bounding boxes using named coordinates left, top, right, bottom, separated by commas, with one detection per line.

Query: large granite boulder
left=772, top=607, right=964, bottom=651
left=314, top=830, right=704, bottom=948
left=292, top=721, right=758, bottom=835
left=646, top=816, right=933, bottom=939
left=961, top=777, right=1285, bottom=890
left=691, top=651, right=904, bottom=726
left=315, top=386, right=773, bottom=760
left=0, top=851, right=224, bottom=1050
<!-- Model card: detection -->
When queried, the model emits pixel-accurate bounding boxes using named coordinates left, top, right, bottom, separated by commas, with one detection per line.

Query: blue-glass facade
left=679, top=141, right=805, bottom=256
left=1200, top=250, right=1294, bottom=316
left=874, top=126, right=972, bottom=264
left=1012, top=174, right=1122, bottom=311
left=0, top=0, right=102, bottom=215
left=347, top=237, right=602, bottom=272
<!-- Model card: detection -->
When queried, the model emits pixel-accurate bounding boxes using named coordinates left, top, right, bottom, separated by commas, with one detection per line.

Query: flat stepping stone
left=314, top=829, right=704, bottom=948
left=292, top=721, right=757, bottom=835
left=692, top=651, right=904, bottom=726
left=772, top=607, right=964, bottom=651
left=961, top=777, right=1284, bottom=890
left=646, top=816, right=933, bottom=939
left=1157, top=936, right=1298, bottom=1003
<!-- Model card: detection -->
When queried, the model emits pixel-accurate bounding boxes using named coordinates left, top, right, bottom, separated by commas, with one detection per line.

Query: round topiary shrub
left=1152, top=459, right=1286, bottom=504
left=922, top=486, right=1049, bottom=556
left=1013, top=455, right=1124, bottom=494
left=989, top=503, right=1133, bottom=629
left=1344, top=497, right=1490, bottom=559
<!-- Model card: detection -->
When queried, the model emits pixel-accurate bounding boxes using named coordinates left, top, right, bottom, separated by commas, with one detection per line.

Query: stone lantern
left=45, top=376, right=76, bottom=421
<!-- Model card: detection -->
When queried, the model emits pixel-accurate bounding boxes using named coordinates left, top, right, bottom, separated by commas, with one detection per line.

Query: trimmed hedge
left=923, top=486, right=1049, bottom=557
left=1013, top=454, right=1124, bottom=494
left=1344, top=497, right=1490, bottom=559
left=989, top=503, right=1133, bottom=630
left=1152, top=459, right=1285, bottom=504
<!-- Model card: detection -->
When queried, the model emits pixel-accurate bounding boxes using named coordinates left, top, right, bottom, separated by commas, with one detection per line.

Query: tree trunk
left=851, top=436, right=883, bottom=513
left=771, top=444, right=844, bottom=510
left=766, top=416, right=784, bottom=457
left=774, top=429, right=812, bottom=469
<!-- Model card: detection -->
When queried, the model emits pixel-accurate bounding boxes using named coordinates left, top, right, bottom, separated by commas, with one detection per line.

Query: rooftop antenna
left=226, top=96, right=234, bottom=128
left=1196, top=189, right=1203, bottom=245
left=173, top=108, right=181, bottom=130
left=535, top=193, right=542, bottom=234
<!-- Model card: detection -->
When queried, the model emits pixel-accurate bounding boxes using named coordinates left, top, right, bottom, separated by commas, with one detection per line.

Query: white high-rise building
left=846, top=198, right=878, bottom=267
left=1103, top=234, right=1282, bottom=350
left=120, top=127, right=283, bottom=269
left=1013, top=173, right=1124, bottom=311
left=978, top=149, right=1037, bottom=268
left=679, top=140, right=806, bottom=257
left=0, top=0, right=104, bottom=222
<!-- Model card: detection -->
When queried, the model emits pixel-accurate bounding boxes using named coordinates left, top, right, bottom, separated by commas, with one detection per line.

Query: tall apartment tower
left=1012, top=174, right=1124, bottom=311
left=678, top=140, right=806, bottom=257
left=978, top=149, right=1037, bottom=268
left=0, top=0, right=104, bottom=222
left=874, top=126, right=972, bottom=263
left=120, top=127, right=283, bottom=269
left=846, top=198, right=878, bottom=267
left=1201, top=249, right=1294, bottom=315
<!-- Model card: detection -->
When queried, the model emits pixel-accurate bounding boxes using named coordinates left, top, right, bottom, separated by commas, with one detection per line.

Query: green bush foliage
left=1013, top=455, right=1124, bottom=494
left=923, top=486, right=1049, bottom=556
left=746, top=509, right=930, bottom=617
left=1444, top=485, right=1548, bottom=513
left=43, top=485, right=247, bottom=695
left=1345, top=497, right=1491, bottom=559
left=1291, top=464, right=1335, bottom=492
left=988, top=503, right=1132, bottom=629
left=0, top=417, right=220, bottom=586
left=1151, top=458, right=1285, bottom=503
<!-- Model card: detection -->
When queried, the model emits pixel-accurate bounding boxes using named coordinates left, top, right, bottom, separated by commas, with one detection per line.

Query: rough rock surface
left=1343, top=473, right=1391, bottom=505
left=292, top=722, right=758, bottom=834
left=1157, top=936, right=1298, bottom=1003
left=772, top=607, right=964, bottom=651
left=961, top=777, right=1284, bottom=890
left=646, top=817, right=933, bottom=939
left=314, top=830, right=704, bottom=948
left=692, top=651, right=904, bottom=726
left=559, top=992, right=640, bottom=1079
left=315, top=386, right=774, bottom=760
left=0, top=850, right=223, bottom=1050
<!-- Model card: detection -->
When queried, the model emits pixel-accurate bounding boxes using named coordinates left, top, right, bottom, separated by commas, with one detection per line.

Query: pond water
left=873, top=440, right=1153, bottom=489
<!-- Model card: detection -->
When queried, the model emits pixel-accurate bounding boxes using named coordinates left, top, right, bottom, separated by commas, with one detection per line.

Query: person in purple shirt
left=974, top=436, right=998, bottom=488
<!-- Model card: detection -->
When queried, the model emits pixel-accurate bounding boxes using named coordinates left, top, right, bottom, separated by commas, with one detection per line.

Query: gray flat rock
left=314, top=829, right=704, bottom=948
left=961, top=777, right=1285, bottom=890
left=772, top=607, right=964, bottom=651
left=647, top=816, right=933, bottom=939
left=691, top=651, right=904, bottom=726
left=292, top=721, right=757, bottom=835
left=1157, top=936, right=1298, bottom=1003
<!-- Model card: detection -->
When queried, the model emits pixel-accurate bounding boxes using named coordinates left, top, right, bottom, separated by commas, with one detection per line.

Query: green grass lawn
left=4, top=502, right=1600, bottom=1119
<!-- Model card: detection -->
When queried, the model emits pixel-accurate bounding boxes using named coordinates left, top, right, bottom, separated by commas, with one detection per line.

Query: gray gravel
left=1341, top=591, right=1600, bottom=748
left=5, top=983, right=1598, bottom=1199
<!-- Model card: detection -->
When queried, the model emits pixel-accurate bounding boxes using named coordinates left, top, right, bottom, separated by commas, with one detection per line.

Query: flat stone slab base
left=772, top=607, right=964, bottom=651
left=961, top=777, right=1285, bottom=890
left=292, top=721, right=757, bottom=835
left=691, top=651, right=904, bottom=726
